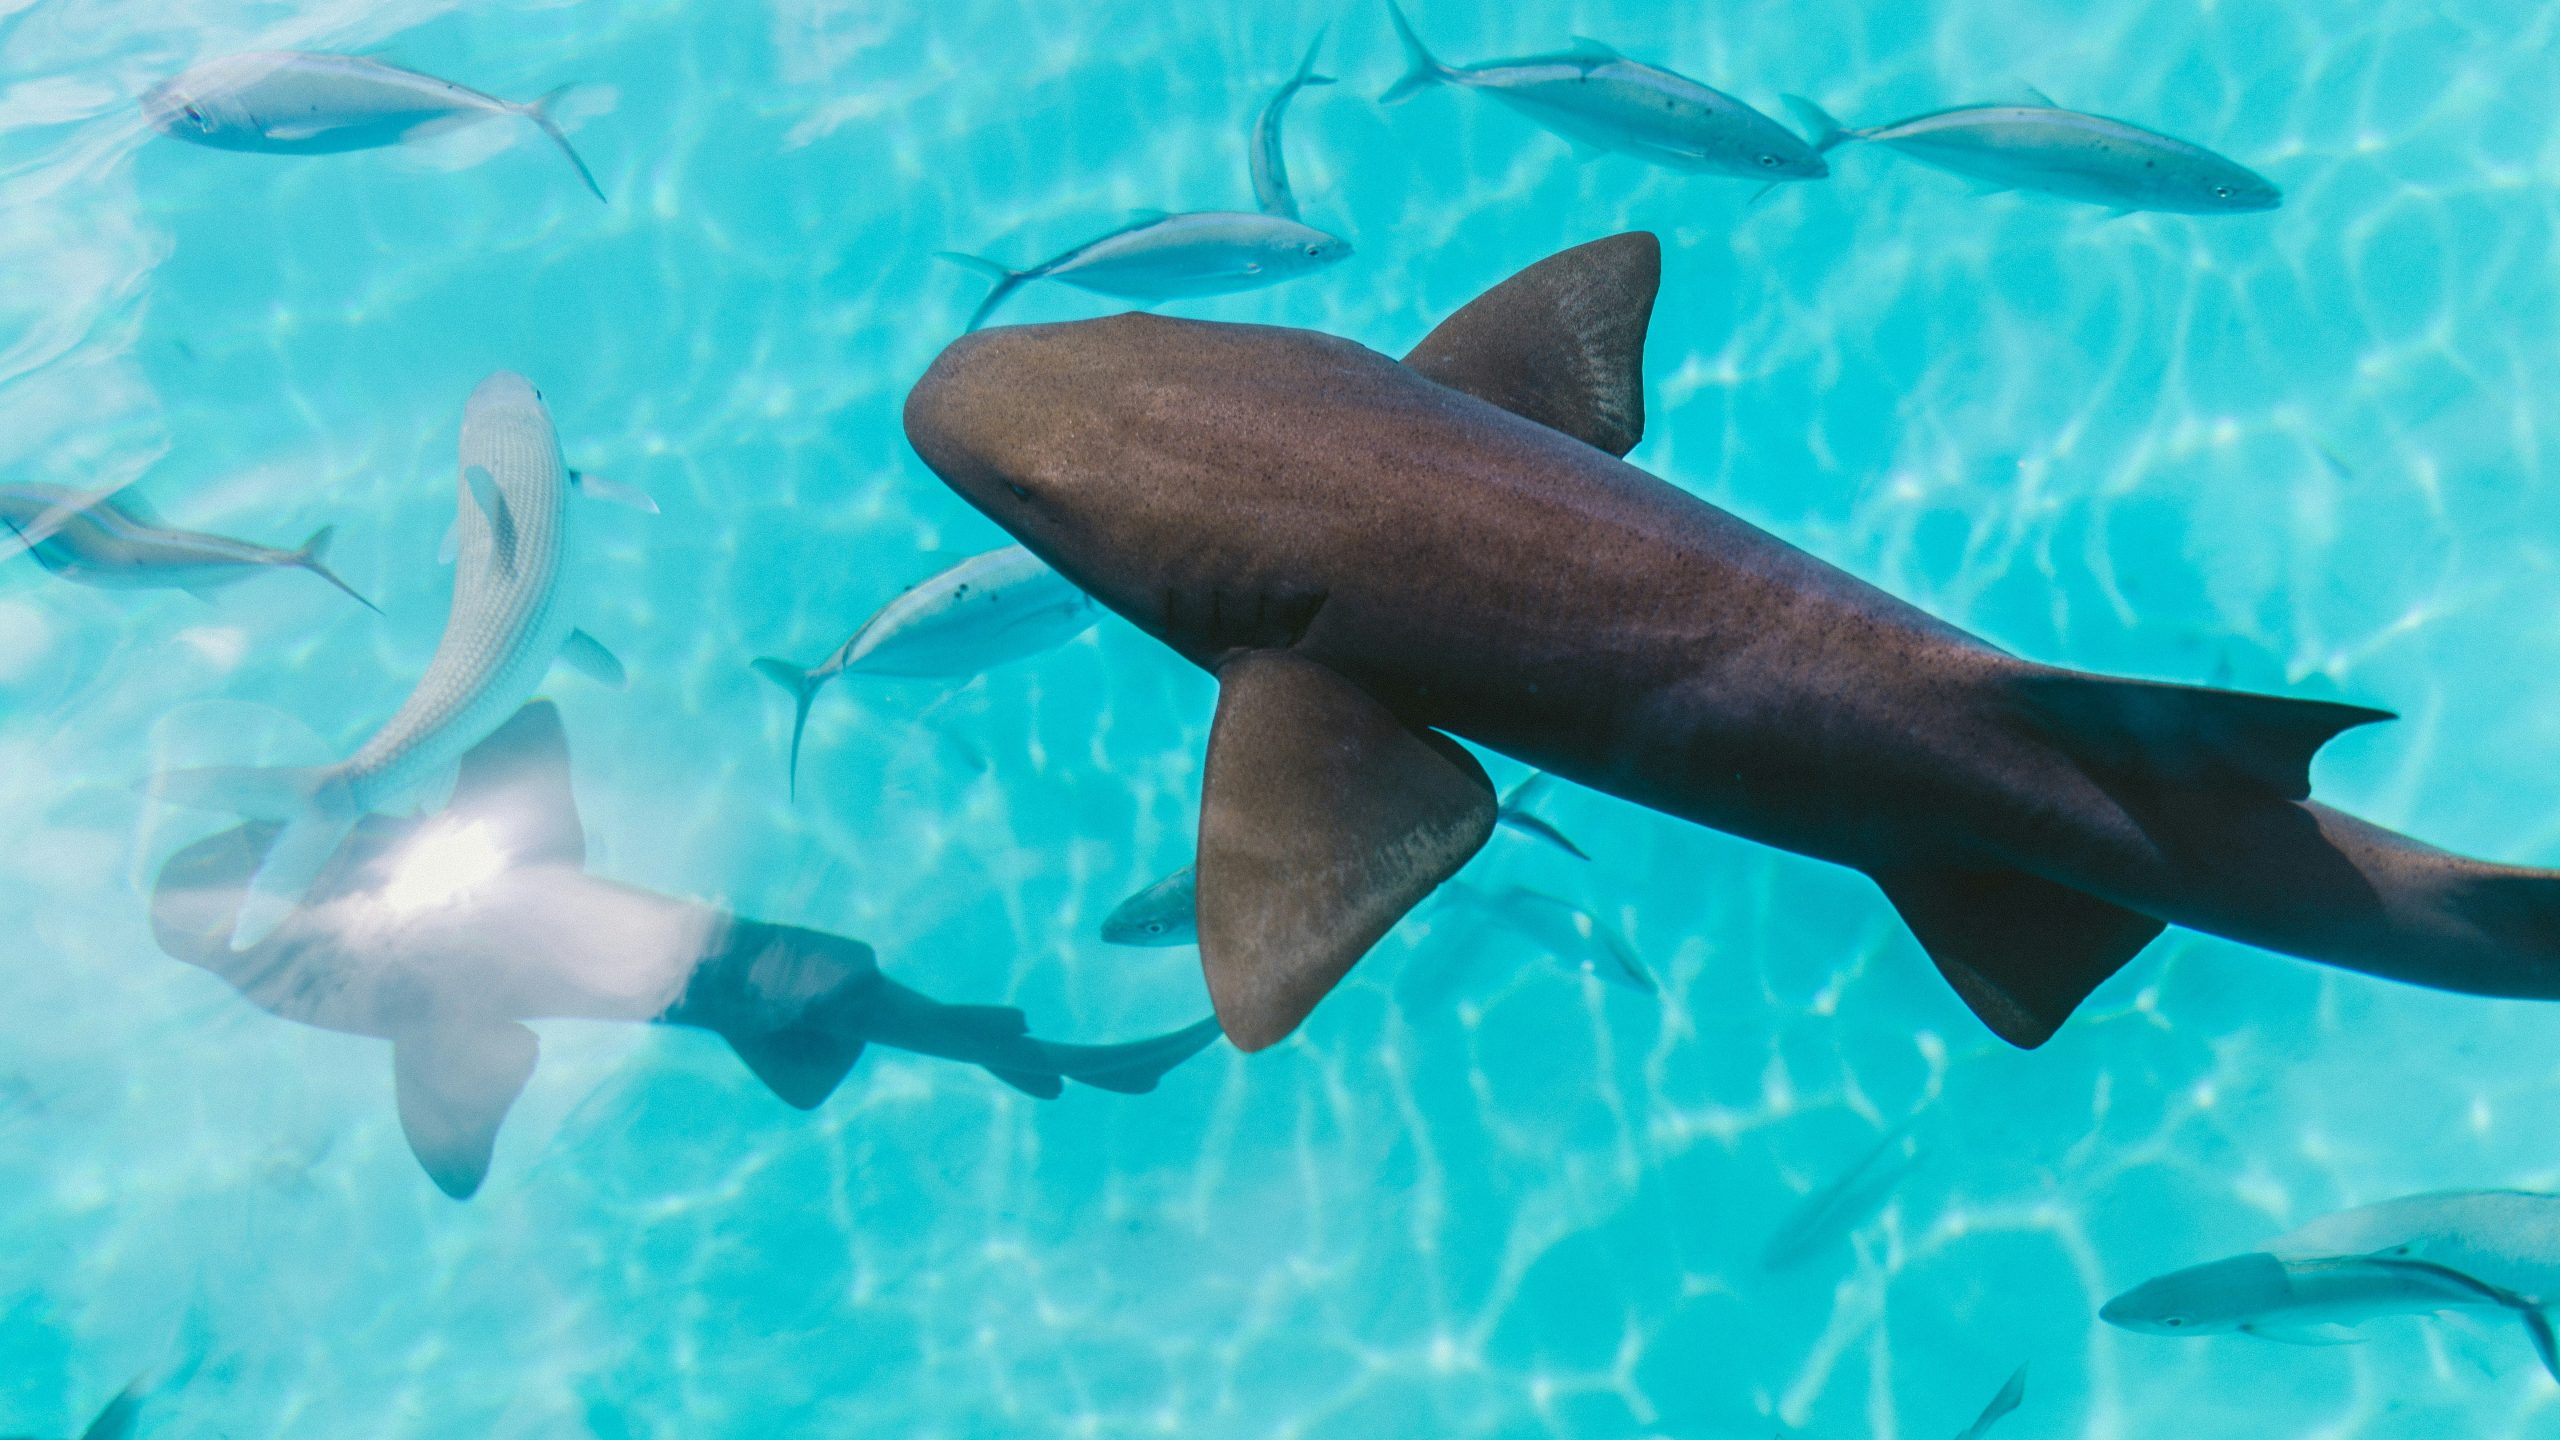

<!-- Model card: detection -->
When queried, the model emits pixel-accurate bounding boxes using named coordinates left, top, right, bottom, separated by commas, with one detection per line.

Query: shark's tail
left=1781, top=95, right=1856, bottom=155
left=515, top=84, right=606, bottom=203
left=1380, top=0, right=1455, bottom=104
left=934, top=251, right=1034, bottom=332
left=150, top=764, right=359, bottom=948
left=750, top=656, right=831, bottom=800
left=1033, top=1015, right=1226, bottom=1094
left=291, top=525, right=381, bottom=614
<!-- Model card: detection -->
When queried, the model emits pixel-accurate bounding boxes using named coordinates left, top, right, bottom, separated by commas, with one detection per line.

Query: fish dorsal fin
left=462, top=464, right=516, bottom=574
left=392, top=1018, right=539, bottom=1199
left=1875, top=864, right=2164, bottom=1048
left=2007, top=671, right=2394, bottom=803
left=449, top=701, right=585, bottom=868
left=1567, top=34, right=1625, bottom=60
left=1197, top=650, right=1497, bottom=1049
left=1401, top=231, right=1660, bottom=458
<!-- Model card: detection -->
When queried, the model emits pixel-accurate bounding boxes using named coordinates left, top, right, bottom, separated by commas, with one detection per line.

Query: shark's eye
left=1758, top=153, right=1781, bottom=168
left=2164, top=1318, right=2186, bottom=1328
left=2213, top=185, right=2233, bottom=199
left=1005, top=481, right=1032, bottom=501
left=1304, top=243, right=1321, bottom=256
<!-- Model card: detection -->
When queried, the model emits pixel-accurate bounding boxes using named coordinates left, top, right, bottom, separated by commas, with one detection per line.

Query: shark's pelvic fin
left=392, top=1018, right=539, bottom=1200
left=727, top=1025, right=867, bottom=1110
left=1197, top=649, right=1497, bottom=1049
left=2008, top=669, right=2394, bottom=803
left=448, top=700, right=586, bottom=867
left=1400, top=231, right=1661, bottom=458
left=1876, top=863, right=2164, bottom=1049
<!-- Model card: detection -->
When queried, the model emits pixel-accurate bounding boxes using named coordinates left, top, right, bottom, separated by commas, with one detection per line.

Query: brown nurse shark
left=902, top=231, right=2560, bottom=1052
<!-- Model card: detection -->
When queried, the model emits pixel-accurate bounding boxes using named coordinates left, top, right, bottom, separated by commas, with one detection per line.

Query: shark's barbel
left=149, top=702, right=1225, bottom=1199
left=903, top=232, right=2560, bottom=1053
left=154, top=372, right=644, bottom=946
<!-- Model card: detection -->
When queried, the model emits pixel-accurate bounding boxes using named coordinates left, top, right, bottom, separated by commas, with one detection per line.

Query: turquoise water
left=8, top=0, right=2560, bottom=1435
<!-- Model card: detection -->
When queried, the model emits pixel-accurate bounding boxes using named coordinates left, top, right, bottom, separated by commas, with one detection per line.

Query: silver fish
left=1382, top=2, right=1826, bottom=181
left=0, top=484, right=374, bottom=610
left=1252, top=31, right=1335, bottom=219
left=1952, top=1364, right=2026, bottom=1440
left=1760, top=1115, right=1923, bottom=1270
left=141, top=51, right=604, bottom=202
left=156, top=372, right=646, bottom=946
left=939, top=211, right=1350, bottom=332
left=1439, top=881, right=1652, bottom=991
left=754, top=544, right=1100, bottom=797
left=1782, top=95, right=2279, bottom=214
left=2101, top=1250, right=2555, bottom=1372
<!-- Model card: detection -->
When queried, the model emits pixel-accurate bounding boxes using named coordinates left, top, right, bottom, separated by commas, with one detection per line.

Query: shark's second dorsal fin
left=1197, top=650, right=1497, bottom=1049
left=1401, top=231, right=1661, bottom=458
left=2007, top=671, right=2394, bottom=804
left=392, top=1018, right=539, bottom=1199
left=449, top=702, right=585, bottom=868
left=1875, top=864, right=2164, bottom=1048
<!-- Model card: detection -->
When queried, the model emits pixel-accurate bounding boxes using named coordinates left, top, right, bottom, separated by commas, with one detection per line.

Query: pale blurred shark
left=150, top=701, right=1225, bottom=1199
left=154, top=372, right=647, bottom=945
left=904, top=230, right=2560, bottom=1054
left=0, top=484, right=375, bottom=609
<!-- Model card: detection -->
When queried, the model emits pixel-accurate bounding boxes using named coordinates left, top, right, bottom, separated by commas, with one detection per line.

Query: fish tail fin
left=150, top=765, right=359, bottom=947
left=750, top=656, right=830, bottom=800
left=292, top=524, right=380, bottom=614
left=1379, top=0, right=1453, bottom=104
left=2519, top=1304, right=2560, bottom=1384
left=933, top=251, right=1031, bottom=331
left=518, top=84, right=607, bottom=204
left=1782, top=95, right=1853, bottom=155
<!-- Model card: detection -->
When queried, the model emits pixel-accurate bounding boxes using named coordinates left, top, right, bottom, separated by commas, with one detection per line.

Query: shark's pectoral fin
left=447, top=701, right=585, bottom=867
left=462, top=465, right=516, bottom=575
left=1400, top=232, right=1660, bottom=458
left=1198, top=650, right=1498, bottom=1050
left=2240, top=1322, right=2367, bottom=1347
left=392, top=1018, right=538, bottom=1200
left=556, top=628, right=627, bottom=689
left=2009, top=670, right=2393, bottom=803
left=726, top=1026, right=866, bottom=1110
left=1874, top=865, right=2164, bottom=1049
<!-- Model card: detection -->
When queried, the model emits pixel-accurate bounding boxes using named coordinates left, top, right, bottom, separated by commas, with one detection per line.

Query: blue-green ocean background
left=6, top=0, right=2559, bottom=1434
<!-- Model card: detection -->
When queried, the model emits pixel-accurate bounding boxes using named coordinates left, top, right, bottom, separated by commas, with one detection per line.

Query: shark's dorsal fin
left=1401, top=232, right=1660, bottom=458
left=1196, top=650, right=1496, bottom=1049
left=392, top=1018, right=539, bottom=1199
left=449, top=701, right=585, bottom=868
left=1875, top=864, right=2163, bottom=1048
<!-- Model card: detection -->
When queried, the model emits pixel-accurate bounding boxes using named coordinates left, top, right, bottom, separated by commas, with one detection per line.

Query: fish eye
left=181, top=104, right=210, bottom=131
left=1758, top=154, right=1781, bottom=168
left=1304, top=244, right=1321, bottom=256
left=2213, top=185, right=2234, bottom=199
left=2164, top=1317, right=2186, bottom=1328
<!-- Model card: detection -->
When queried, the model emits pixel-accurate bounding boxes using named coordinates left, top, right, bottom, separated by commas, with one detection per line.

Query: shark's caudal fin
left=516, top=84, right=606, bottom=203
left=1781, top=95, right=1855, bottom=155
left=750, top=656, right=831, bottom=799
left=1039, top=1016, right=1226, bottom=1093
left=1379, top=0, right=1455, bottom=104
left=936, top=251, right=1034, bottom=332
left=1401, top=232, right=1660, bottom=458
left=1197, top=650, right=1496, bottom=1049
left=150, top=763, right=359, bottom=948
left=292, top=524, right=381, bottom=613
